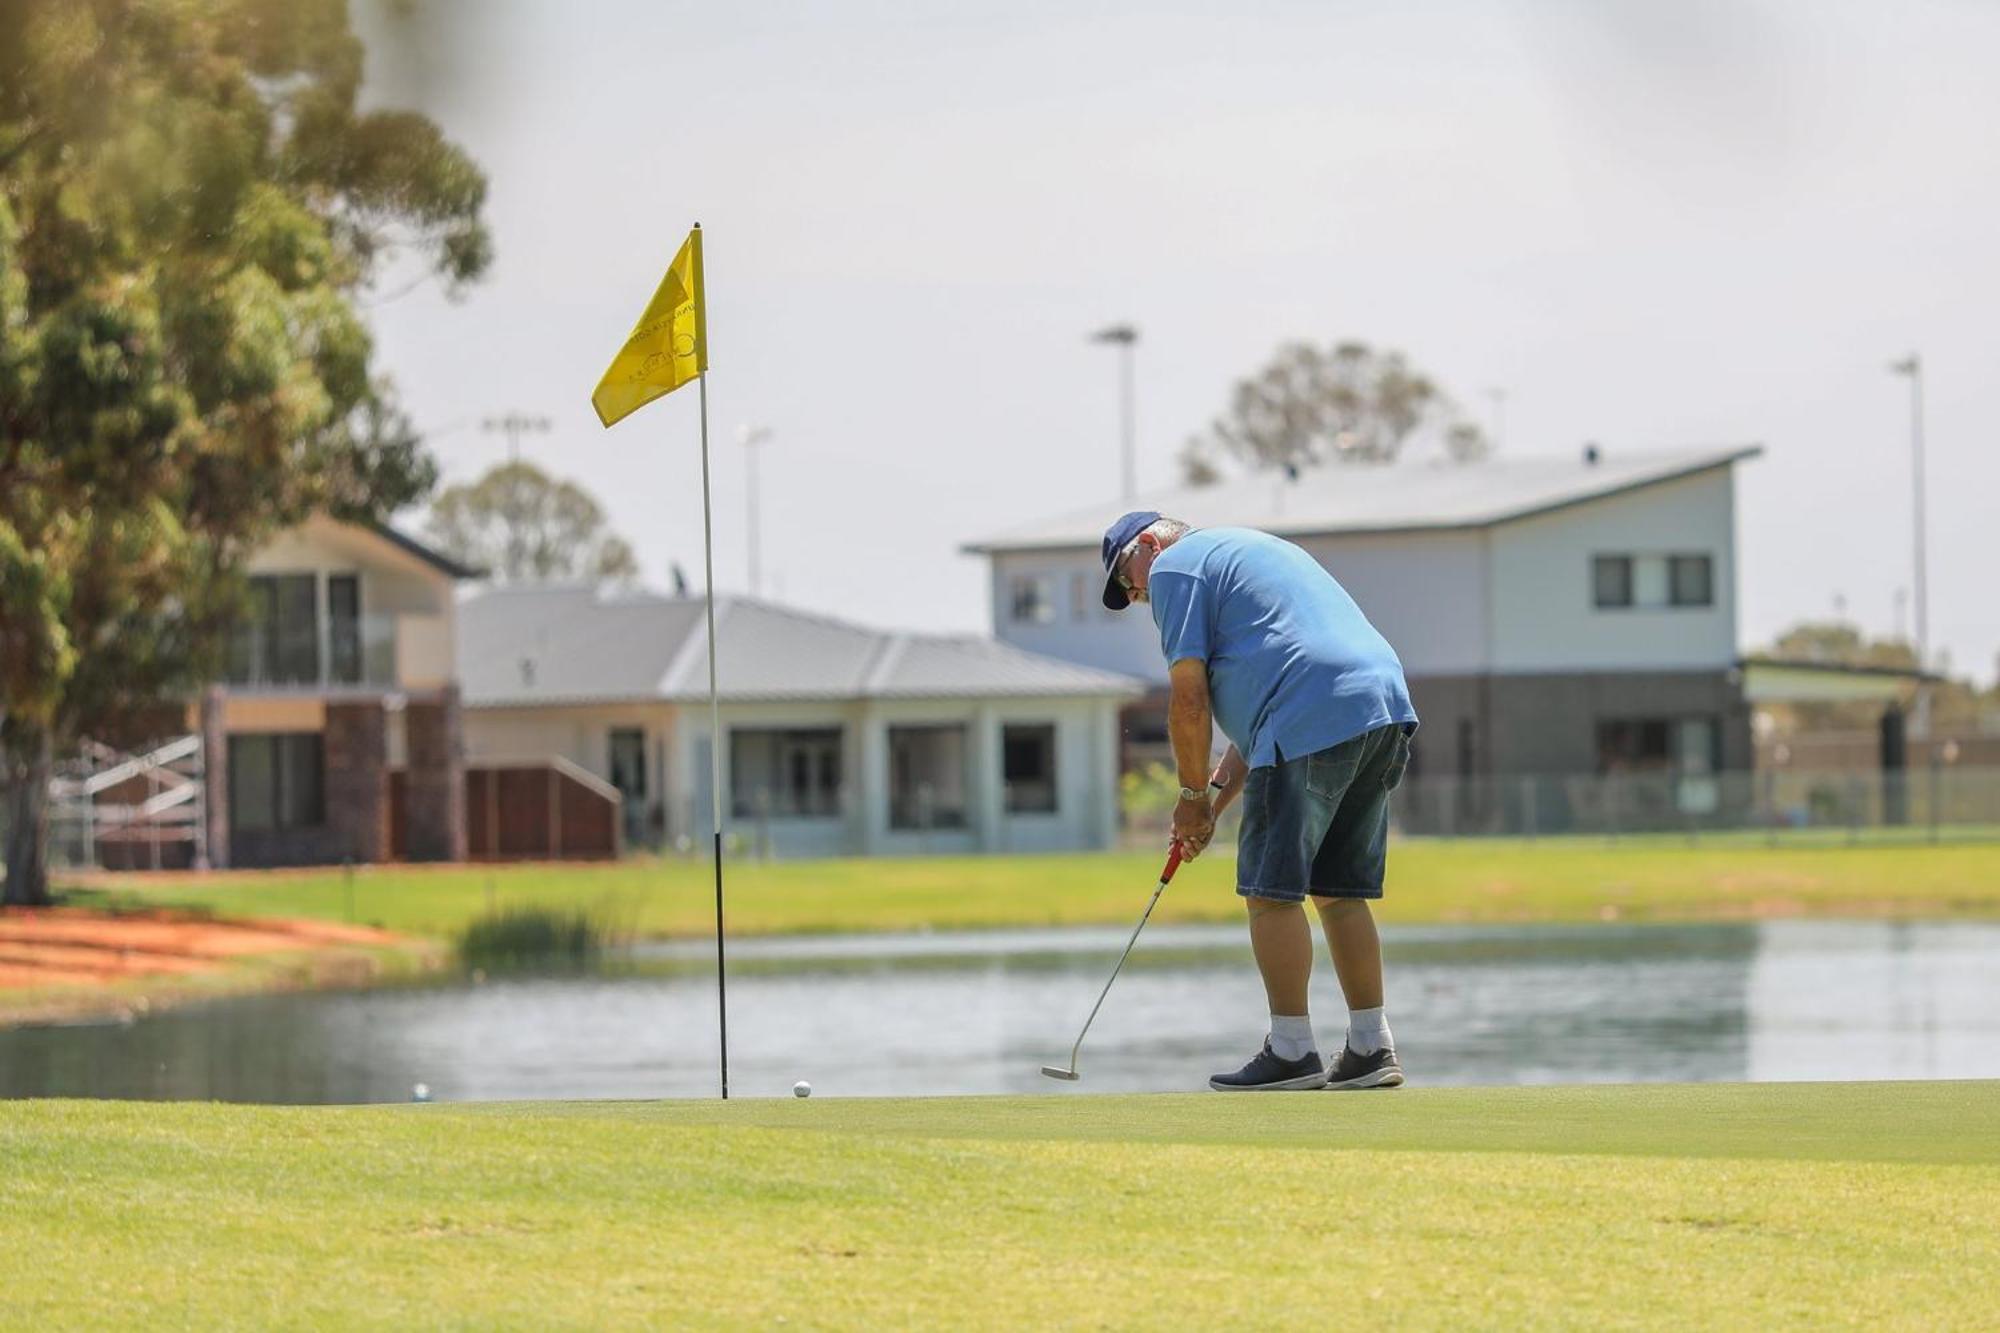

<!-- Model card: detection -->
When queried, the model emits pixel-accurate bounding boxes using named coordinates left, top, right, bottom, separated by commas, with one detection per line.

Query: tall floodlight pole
left=1091, top=324, right=1140, bottom=500
left=482, top=411, right=551, bottom=465
left=1889, top=353, right=1929, bottom=736
left=738, top=424, right=774, bottom=597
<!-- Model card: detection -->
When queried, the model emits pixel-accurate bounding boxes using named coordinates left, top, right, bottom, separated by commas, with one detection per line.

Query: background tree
left=425, top=462, right=641, bottom=586
left=1179, top=340, right=1489, bottom=484
left=0, top=0, right=491, bottom=903
left=1754, top=621, right=1993, bottom=736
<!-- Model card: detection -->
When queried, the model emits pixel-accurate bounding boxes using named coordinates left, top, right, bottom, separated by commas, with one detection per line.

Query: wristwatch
left=1178, top=785, right=1209, bottom=803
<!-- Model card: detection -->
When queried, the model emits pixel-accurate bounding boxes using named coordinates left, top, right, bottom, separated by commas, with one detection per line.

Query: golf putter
left=1041, top=780, right=1224, bottom=1082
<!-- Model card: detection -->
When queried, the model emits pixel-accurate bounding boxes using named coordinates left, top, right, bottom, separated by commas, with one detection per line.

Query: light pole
left=1091, top=324, right=1139, bottom=501
left=1485, top=387, right=1508, bottom=454
left=1887, top=355, right=1928, bottom=669
left=1889, top=354, right=1929, bottom=735
left=482, top=411, right=550, bottom=466
left=738, top=424, right=774, bottom=597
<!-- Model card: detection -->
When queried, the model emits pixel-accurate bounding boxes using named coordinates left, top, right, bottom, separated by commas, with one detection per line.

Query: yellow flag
left=592, top=226, right=707, bottom=428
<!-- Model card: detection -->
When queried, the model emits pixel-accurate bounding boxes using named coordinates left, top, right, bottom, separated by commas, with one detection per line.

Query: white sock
left=1269, top=1014, right=1316, bottom=1062
left=1346, top=1007, right=1392, bottom=1055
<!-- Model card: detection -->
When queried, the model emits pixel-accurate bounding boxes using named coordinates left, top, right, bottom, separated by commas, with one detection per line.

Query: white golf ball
left=792, top=1080, right=812, bottom=1098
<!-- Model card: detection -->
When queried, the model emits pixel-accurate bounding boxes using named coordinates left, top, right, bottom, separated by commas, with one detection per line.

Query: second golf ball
left=792, top=1081, right=812, bottom=1098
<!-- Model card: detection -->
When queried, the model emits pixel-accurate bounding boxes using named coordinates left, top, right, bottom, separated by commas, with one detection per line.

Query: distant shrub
left=1121, top=761, right=1182, bottom=820
left=457, top=907, right=604, bottom=971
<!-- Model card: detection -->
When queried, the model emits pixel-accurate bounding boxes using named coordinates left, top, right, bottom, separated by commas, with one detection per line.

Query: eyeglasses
left=1114, top=536, right=1145, bottom=593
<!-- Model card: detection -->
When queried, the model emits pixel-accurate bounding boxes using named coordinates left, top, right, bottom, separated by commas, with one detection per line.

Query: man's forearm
left=1168, top=676, right=1215, bottom=791
left=1211, top=745, right=1249, bottom=815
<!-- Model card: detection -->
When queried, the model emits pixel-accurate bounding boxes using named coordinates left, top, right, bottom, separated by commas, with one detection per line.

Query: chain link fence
left=1121, top=764, right=2000, bottom=846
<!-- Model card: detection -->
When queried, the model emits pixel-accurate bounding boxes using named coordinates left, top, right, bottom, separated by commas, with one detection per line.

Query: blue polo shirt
left=1149, top=527, right=1417, bottom=768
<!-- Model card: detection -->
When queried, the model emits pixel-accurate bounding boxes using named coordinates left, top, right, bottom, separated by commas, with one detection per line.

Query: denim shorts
left=1236, top=723, right=1413, bottom=904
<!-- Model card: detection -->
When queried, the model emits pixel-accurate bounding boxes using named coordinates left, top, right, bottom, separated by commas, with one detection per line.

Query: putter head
left=1039, top=1065, right=1080, bottom=1081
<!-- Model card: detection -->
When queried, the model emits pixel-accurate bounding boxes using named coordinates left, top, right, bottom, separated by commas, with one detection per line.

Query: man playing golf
left=1101, top=511, right=1417, bottom=1091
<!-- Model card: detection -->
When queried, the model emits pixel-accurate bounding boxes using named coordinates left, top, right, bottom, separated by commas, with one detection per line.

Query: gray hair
left=1146, top=517, right=1193, bottom=542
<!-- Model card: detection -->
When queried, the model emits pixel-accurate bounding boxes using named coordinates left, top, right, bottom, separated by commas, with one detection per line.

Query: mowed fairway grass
left=3, top=1081, right=1997, bottom=1328
left=65, top=837, right=2000, bottom=940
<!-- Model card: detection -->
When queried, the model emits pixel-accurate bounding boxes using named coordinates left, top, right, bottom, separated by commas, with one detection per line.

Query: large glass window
left=227, top=733, right=324, bottom=831
left=328, top=575, right=361, bottom=684
left=1592, top=555, right=1633, bottom=609
left=1669, top=554, right=1714, bottom=608
left=227, top=574, right=320, bottom=684
left=1002, top=723, right=1057, bottom=813
left=889, top=725, right=969, bottom=829
left=731, top=728, right=843, bottom=818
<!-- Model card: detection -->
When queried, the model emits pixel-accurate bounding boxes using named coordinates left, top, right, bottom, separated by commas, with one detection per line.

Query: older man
left=1102, top=510, right=1417, bottom=1091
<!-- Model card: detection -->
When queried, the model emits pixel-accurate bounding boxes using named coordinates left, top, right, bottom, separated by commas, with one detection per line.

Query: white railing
left=44, top=734, right=207, bottom=870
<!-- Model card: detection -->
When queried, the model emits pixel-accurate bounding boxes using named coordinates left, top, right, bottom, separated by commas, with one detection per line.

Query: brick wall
left=324, top=700, right=389, bottom=863
left=402, top=687, right=467, bottom=862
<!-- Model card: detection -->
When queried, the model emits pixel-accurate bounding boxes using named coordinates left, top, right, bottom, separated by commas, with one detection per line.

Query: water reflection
left=2, top=921, right=1997, bottom=1103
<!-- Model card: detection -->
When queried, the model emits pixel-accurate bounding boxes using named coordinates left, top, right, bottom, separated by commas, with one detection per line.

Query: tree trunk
left=2, top=726, right=54, bottom=907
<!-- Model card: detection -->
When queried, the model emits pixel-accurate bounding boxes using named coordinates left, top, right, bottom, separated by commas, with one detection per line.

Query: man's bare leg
left=1312, top=897, right=1383, bottom=1011
left=1313, top=897, right=1398, bottom=1080
left=1209, top=896, right=1328, bottom=1088
left=1246, top=896, right=1313, bottom=1017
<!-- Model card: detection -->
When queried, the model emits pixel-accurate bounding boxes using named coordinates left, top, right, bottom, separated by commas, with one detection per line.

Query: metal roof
left=363, top=520, right=484, bottom=580
left=458, top=586, right=1144, bottom=708
left=962, top=445, right=1762, bottom=553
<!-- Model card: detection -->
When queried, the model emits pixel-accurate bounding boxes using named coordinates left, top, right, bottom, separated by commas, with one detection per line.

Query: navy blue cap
left=1099, top=510, right=1160, bottom=610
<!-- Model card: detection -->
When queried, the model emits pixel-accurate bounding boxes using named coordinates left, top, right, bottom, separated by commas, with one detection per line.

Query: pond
left=3, top=920, right=1997, bottom=1103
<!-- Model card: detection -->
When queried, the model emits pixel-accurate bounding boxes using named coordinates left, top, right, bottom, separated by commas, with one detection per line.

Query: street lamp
left=738, top=424, right=774, bottom=597
left=1090, top=324, right=1139, bottom=501
left=482, top=411, right=551, bottom=466
left=1887, top=355, right=1928, bottom=668
left=1889, top=353, right=1929, bottom=736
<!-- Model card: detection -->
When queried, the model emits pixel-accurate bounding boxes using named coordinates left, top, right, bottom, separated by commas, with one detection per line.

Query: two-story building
left=198, top=515, right=476, bottom=868
left=965, top=445, right=1763, bottom=802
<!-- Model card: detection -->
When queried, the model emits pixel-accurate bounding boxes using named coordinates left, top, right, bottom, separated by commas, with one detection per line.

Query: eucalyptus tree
left=1180, top=340, right=1488, bottom=484
left=0, top=0, right=490, bottom=901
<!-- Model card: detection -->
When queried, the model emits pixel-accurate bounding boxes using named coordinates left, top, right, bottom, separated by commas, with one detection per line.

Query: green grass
left=2, top=1082, right=1995, bottom=1328
left=59, top=838, right=2000, bottom=941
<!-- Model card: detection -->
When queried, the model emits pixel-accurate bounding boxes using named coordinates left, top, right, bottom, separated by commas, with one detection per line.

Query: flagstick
left=696, top=368, right=729, bottom=1101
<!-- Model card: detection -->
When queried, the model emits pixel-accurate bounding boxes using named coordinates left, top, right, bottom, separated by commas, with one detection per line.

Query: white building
left=965, top=445, right=1763, bottom=794
left=457, top=587, right=1142, bottom=856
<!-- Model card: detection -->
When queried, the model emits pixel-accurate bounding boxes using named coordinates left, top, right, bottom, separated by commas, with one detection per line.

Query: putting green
left=3, top=1081, right=1995, bottom=1328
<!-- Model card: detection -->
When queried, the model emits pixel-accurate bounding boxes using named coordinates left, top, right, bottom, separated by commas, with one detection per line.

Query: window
left=1669, top=554, right=1713, bottom=608
left=889, top=724, right=968, bottom=829
left=610, top=728, right=649, bottom=843
left=1595, top=553, right=1715, bottom=610
left=227, top=574, right=320, bottom=684
left=1002, top=723, right=1057, bottom=813
left=1070, top=573, right=1093, bottom=622
left=731, top=728, right=842, bottom=818
left=1595, top=716, right=1718, bottom=775
left=1592, top=556, right=1633, bottom=609
left=1596, top=718, right=1670, bottom=772
left=328, top=575, right=361, bottom=684
left=227, top=733, right=324, bottom=831
left=1009, top=575, right=1055, bottom=625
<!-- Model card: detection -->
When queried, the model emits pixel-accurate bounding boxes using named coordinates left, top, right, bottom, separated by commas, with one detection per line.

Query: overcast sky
left=358, top=0, right=2000, bottom=684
